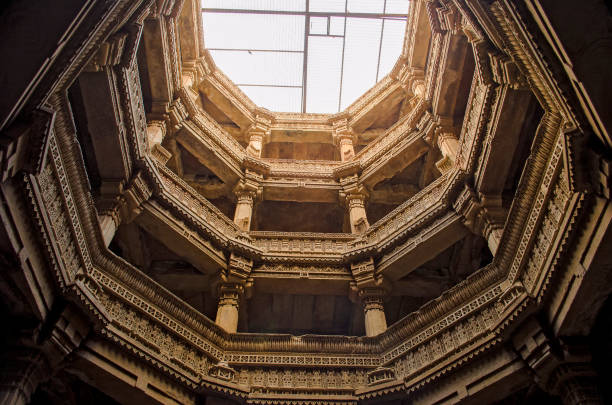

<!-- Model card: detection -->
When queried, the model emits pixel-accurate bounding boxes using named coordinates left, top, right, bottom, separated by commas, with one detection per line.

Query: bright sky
left=202, top=0, right=409, bottom=113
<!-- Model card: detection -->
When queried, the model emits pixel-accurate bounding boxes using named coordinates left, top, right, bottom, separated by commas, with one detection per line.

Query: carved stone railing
left=363, top=170, right=455, bottom=247
left=265, top=159, right=340, bottom=179
left=154, top=161, right=246, bottom=245
left=251, top=263, right=352, bottom=280
left=355, top=98, right=428, bottom=168
left=250, top=231, right=356, bottom=261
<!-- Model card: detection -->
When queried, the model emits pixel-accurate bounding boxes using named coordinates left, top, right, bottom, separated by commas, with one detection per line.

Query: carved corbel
left=367, top=367, right=396, bottom=386
left=0, top=107, right=54, bottom=181
left=146, top=120, right=172, bottom=163
left=226, top=253, right=254, bottom=286
left=208, top=361, right=236, bottom=382
left=118, top=171, right=153, bottom=224
left=83, top=32, right=128, bottom=73
left=96, top=171, right=152, bottom=246
left=489, top=53, right=529, bottom=90
left=167, top=97, right=189, bottom=134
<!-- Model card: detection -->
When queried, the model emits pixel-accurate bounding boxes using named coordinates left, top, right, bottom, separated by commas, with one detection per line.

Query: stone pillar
left=246, top=114, right=271, bottom=158
left=558, top=375, right=604, bottom=405
left=215, top=283, right=243, bottom=333
left=338, top=137, right=355, bottom=162
left=412, top=80, right=426, bottom=98
left=435, top=128, right=460, bottom=174
left=214, top=254, right=253, bottom=333
left=0, top=348, right=47, bottom=405
left=333, top=118, right=356, bottom=161
left=341, top=187, right=370, bottom=234
left=246, top=133, right=264, bottom=158
left=361, top=289, right=387, bottom=337
left=233, top=186, right=257, bottom=231
left=350, top=259, right=388, bottom=337
left=98, top=213, right=119, bottom=247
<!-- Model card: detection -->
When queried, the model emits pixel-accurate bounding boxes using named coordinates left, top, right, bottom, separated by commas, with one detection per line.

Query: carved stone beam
left=232, top=180, right=261, bottom=231
left=332, top=118, right=357, bottom=162
left=340, top=185, right=370, bottom=234
left=245, top=113, right=271, bottom=158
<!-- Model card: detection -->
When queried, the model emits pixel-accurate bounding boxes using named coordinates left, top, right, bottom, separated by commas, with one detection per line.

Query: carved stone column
left=435, top=127, right=460, bottom=174
left=146, top=121, right=172, bottom=163
left=412, top=80, right=426, bottom=98
left=361, top=288, right=388, bottom=337
left=0, top=348, right=47, bottom=405
left=512, top=318, right=604, bottom=405
left=214, top=254, right=253, bottom=333
left=0, top=304, right=89, bottom=405
left=215, top=282, right=243, bottom=333
left=455, top=186, right=506, bottom=255
left=246, top=114, right=271, bottom=158
left=341, top=187, right=370, bottom=234
left=551, top=365, right=604, bottom=405
left=350, top=258, right=388, bottom=337
left=97, top=172, right=153, bottom=246
left=232, top=181, right=260, bottom=231
left=333, top=118, right=356, bottom=162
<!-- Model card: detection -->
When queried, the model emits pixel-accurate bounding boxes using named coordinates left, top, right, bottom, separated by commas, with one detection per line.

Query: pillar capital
left=339, top=185, right=369, bottom=207
left=233, top=180, right=261, bottom=202
left=226, top=253, right=254, bottom=285
left=217, top=282, right=244, bottom=305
